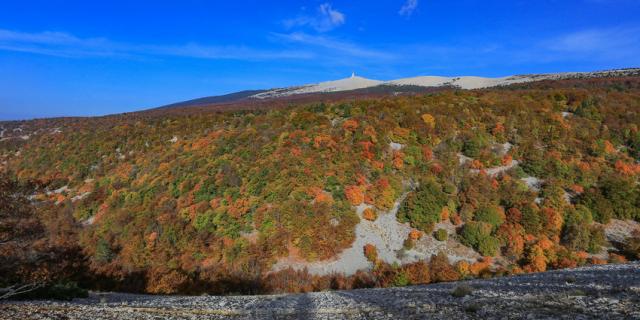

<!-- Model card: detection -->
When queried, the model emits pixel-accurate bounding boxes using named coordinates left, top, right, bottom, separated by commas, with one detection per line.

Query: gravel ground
left=2, top=262, right=639, bottom=319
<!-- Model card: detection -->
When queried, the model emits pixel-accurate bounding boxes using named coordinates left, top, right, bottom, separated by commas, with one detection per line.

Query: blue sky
left=1, top=0, right=639, bottom=120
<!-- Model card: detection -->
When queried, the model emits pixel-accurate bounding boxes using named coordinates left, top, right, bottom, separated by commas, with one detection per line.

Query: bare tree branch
left=0, top=282, right=45, bottom=300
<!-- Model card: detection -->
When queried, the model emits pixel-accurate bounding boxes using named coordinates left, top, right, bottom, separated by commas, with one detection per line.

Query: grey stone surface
left=1, top=262, right=639, bottom=319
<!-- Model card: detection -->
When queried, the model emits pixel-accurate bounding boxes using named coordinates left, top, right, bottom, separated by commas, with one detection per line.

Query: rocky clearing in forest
left=272, top=189, right=480, bottom=276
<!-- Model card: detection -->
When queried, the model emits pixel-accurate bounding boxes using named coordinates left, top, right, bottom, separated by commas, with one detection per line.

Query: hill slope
left=1, top=75, right=640, bottom=296
left=157, top=90, right=267, bottom=109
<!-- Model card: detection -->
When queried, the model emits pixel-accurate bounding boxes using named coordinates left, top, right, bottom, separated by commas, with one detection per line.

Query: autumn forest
left=1, top=77, right=640, bottom=297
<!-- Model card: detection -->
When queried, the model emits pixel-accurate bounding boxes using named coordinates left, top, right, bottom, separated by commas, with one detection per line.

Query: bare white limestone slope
left=251, top=68, right=640, bottom=100
left=253, top=74, right=383, bottom=99
left=388, top=75, right=532, bottom=90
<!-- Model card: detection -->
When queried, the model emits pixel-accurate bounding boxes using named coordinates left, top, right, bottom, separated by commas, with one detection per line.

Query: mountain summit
left=252, top=74, right=383, bottom=99
left=250, top=68, right=640, bottom=100
left=157, top=68, right=640, bottom=110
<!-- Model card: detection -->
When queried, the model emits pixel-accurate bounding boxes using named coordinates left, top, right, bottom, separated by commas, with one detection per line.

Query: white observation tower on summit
left=351, top=72, right=356, bottom=78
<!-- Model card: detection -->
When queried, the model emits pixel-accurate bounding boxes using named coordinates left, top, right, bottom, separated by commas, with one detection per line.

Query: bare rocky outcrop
left=605, top=219, right=640, bottom=245
left=2, top=262, right=639, bottom=319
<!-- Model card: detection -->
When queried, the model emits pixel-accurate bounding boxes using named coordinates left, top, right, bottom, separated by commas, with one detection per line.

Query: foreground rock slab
left=2, top=262, right=639, bottom=319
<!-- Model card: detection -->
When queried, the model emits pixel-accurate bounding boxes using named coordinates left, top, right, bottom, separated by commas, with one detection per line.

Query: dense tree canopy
left=1, top=76, right=640, bottom=294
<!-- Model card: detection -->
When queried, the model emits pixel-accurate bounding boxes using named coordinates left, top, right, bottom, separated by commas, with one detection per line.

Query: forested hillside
left=1, top=77, right=640, bottom=295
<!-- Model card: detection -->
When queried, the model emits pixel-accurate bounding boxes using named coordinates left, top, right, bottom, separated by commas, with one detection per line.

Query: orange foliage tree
left=362, top=208, right=377, bottom=221
left=363, top=244, right=378, bottom=262
left=345, top=186, right=365, bottom=206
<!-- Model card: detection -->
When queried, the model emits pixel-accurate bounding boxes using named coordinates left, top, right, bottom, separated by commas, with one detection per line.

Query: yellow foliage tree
left=525, top=245, right=547, bottom=272
left=421, top=113, right=436, bottom=129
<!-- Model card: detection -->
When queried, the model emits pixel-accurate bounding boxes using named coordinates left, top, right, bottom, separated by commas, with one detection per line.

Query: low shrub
left=434, top=228, right=448, bottom=241
left=451, top=284, right=473, bottom=297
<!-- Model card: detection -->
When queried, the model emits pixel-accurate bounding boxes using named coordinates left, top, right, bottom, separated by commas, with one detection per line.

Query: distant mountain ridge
left=158, top=68, right=640, bottom=109
left=156, top=90, right=268, bottom=109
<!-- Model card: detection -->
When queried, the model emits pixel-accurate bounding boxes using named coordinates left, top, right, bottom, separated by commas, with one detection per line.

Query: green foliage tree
left=461, top=133, right=489, bottom=158
left=599, top=175, right=639, bottom=221
left=521, top=205, right=542, bottom=235
left=95, top=238, right=114, bottom=263
left=397, top=179, right=448, bottom=233
left=460, top=222, right=499, bottom=256
left=434, top=228, right=448, bottom=241
left=575, top=97, right=602, bottom=121
left=474, top=205, right=505, bottom=230
left=578, top=188, right=614, bottom=223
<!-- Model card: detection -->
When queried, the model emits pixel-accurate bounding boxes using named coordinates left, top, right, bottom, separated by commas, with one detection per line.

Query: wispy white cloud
left=145, top=43, right=313, bottom=60
left=0, top=28, right=313, bottom=60
left=545, top=27, right=640, bottom=56
left=349, top=25, right=640, bottom=75
left=284, top=3, right=346, bottom=32
left=2, top=24, right=638, bottom=75
left=399, top=0, right=419, bottom=17
left=0, top=28, right=395, bottom=70
left=457, top=26, right=640, bottom=68
left=0, top=29, right=94, bottom=45
left=271, top=32, right=394, bottom=61
left=0, top=29, right=130, bottom=58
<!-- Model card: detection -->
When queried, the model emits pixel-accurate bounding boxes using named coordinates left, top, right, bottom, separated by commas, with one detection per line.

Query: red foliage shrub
left=429, top=252, right=460, bottom=282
